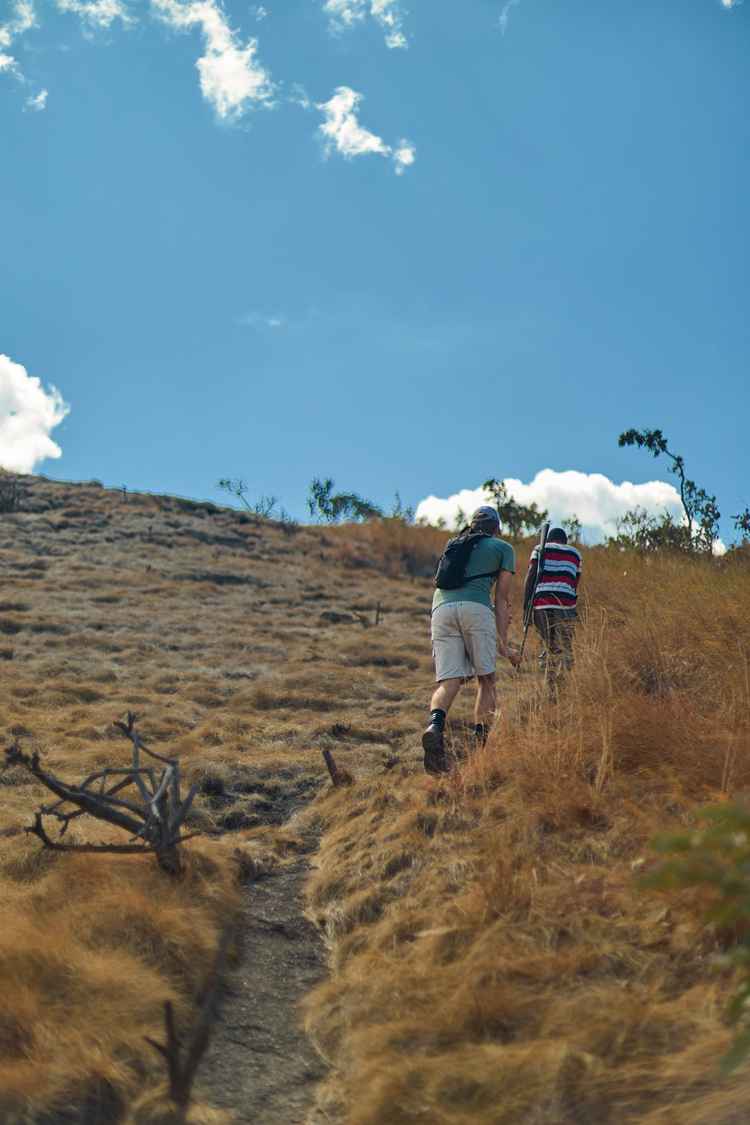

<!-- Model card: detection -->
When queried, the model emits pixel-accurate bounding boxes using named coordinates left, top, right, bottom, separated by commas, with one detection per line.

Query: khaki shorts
left=431, top=601, right=497, bottom=682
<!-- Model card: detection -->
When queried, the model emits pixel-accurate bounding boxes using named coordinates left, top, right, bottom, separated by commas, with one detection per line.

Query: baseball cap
left=471, top=505, right=500, bottom=526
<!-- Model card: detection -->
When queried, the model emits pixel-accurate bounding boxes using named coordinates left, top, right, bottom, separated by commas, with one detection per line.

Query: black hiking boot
left=422, top=723, right=449, bottom=775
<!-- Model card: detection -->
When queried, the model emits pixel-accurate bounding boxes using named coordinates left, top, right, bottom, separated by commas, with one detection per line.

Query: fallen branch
left=5, top=712, right=200, bottom=875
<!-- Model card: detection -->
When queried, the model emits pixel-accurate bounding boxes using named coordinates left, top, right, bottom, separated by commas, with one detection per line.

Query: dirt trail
left=197, top=854, right=328, bottom=1125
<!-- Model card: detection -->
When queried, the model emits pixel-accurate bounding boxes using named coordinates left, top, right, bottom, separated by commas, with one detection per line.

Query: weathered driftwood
left=145, top=927, right=233, bottom=1121
left=4, top=711, right=199, bottom=874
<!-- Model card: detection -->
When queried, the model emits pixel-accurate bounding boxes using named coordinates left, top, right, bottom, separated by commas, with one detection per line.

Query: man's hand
left=498, top=643, right=521, bottom=667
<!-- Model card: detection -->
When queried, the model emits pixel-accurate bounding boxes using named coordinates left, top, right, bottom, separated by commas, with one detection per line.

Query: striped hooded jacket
left=524, top=541, right=582, bottom=612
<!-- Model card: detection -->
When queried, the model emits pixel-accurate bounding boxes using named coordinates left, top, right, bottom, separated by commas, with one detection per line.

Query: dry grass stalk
left=5, top=712, right=199, bottom=874
left=145, top=928, right=233, bottom=1122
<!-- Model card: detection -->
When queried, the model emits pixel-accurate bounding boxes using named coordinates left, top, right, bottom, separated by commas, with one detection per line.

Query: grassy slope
left=306, top=534, right=750, bottom=1123
left=0, top=477, right=433, bottom=1122
left=1, top=476, right=749, bottom=1122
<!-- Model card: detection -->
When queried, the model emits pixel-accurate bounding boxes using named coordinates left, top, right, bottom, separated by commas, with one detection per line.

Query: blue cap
left=471, top=505, right=500, bottom=526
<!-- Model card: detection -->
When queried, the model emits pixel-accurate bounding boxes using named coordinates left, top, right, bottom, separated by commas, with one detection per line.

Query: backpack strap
left=463, top=569, right=500, bottom=583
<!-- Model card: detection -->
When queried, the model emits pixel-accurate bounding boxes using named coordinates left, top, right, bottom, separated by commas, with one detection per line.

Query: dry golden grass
left=4, top=476, right=750, bottom=1123
left=0, top=476, right=436, bottom=1120
left=304, top=544, right=750, bottom=1124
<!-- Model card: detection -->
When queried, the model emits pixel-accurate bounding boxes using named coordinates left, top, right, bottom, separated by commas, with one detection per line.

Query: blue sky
left=1, top=0, right=748, bottom=539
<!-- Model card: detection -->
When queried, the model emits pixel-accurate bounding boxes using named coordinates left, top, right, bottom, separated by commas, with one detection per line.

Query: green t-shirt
left=432, top=536, right=516, bottom=612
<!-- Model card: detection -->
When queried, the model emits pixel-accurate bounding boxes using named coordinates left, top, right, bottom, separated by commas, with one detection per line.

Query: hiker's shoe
left=422, top=723, right=449, bottom=775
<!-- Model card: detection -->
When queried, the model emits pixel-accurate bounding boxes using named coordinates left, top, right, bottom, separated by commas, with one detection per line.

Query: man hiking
left=523, top=526, right=582, bottom=684
left=422, top=505, right=519, bottom=775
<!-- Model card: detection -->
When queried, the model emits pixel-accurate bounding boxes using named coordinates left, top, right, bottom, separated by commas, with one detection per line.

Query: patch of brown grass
left=0, top=476, right=436, bottom=1119
left=304, top=546, right=750, bottom=1123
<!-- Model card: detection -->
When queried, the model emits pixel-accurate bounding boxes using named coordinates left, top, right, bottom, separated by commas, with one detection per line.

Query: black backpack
left=434, top=532, right=499, bottom=590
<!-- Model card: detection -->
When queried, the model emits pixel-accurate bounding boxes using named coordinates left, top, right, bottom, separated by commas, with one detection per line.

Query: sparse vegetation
left=562, top=513, right=583, bottom=543
left=304, top=543, right=750, bottom=1124
left=618, top=428, right=722, bottom=551
left=307, top=476, right=383, bottom=523
left=607, top=505, right=692, bottom=553
left=2, top=473, right=749, bottom=1123
left=644, top=803, right=750, bottom=1072
left=0, top=471, right=22, bottom=513
left=482, top=477, right=548, bottom=537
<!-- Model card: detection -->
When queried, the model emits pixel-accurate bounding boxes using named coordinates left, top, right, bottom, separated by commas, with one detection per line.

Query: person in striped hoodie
left=523, top=527, right=582, bottom=680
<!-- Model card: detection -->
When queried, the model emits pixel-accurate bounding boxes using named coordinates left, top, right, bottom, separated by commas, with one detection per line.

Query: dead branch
left=5, top=714, right=201, bottom=875
left=322, top=749, right=342, bottom=787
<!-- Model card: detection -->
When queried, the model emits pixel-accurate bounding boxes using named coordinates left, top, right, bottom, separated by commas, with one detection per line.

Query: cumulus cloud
left=324, top=0, right=407, bottom=48
left=317, top=86, right=415, bottom=174
left=415, top=469, right=685, bottom=541
left=152, top=0, right=274, bottom=119
left=0, top=354, right=70, bottom=473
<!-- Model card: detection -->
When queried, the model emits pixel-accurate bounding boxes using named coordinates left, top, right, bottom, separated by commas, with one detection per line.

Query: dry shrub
left=304, top=546, right=750, bottom=1124
left=0, top=841, right=240, bottom=1118
left=328, top=519, right=449, bottom=578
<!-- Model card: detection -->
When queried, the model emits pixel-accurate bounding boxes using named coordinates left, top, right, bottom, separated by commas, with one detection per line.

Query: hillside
left=1, top=474, right=749, bottom=1124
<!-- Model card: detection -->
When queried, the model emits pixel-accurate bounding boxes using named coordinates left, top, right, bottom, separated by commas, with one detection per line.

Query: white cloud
left=25, top=86, right=47, bottom=109
left=392, top=138, right=415, bottom=174
left=323, top=0, right=407, bottom=48
left=318, top=86, right=389, bottom=158
left=251, top=3, right=268, bottom=18
left=317, top=86, right=415, bottom=174
left=415, top=469, right=685, bottom=541
left=152, top=0, right=274, bottom=119
left=0, top=0, right=35, bottom=79
left=498, top=0, right=521, bottom=35
left=56, top=0, right=130, bottom=28
left=0, top=354, right=70, bottom=473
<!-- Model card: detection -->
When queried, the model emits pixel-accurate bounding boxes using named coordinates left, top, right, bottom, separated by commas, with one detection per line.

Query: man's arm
left=495, top=569, right=519, bottom=665
left=523, top=555, right=538, bottom=617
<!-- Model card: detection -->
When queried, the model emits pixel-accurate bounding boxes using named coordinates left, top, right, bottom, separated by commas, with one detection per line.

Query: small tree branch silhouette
left=618, top=428, right=721, bottom=552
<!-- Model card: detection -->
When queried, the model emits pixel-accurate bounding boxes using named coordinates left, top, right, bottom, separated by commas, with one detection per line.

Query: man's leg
left=552, top=613, right=575, bottom=678
left=423, top=676, right=462, bottom=773
left=474, top=673, right=496, bottom=745
left=533, top=610, right=552, bottom=676
left=424, top=604, right=469, bottom=774
left=430, top=677, right=463, bottom=715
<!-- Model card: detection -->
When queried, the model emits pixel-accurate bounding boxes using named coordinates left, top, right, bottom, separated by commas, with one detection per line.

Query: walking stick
left=517, top=522, right=550, bottom=668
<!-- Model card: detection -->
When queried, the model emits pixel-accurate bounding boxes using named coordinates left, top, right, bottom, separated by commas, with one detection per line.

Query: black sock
left=430, top=708, right=446, bottom=731
left=474, top=723, right=488, bottom=745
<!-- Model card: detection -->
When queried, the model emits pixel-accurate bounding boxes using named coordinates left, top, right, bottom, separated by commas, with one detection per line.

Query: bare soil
left=198, top=855, right=328, bottom=1125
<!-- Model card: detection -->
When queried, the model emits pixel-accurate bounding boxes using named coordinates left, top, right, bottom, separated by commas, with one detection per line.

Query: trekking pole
left=517, top=522, right=550, bottom=669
